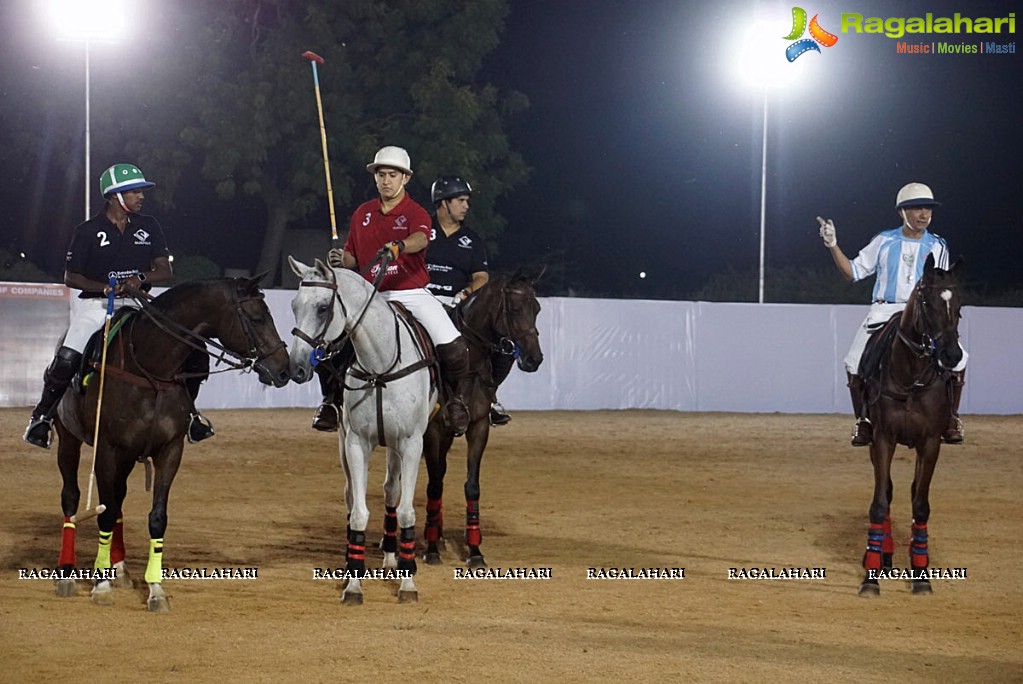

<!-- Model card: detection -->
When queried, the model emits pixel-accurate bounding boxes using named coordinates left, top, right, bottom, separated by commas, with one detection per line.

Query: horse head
left=287, top=256, right=350, bottom=384
left=907, top=254, right=964, bottom=370
left=471, top=270, right=544, bottom=373
left=225, top=276, right=292, bottom=387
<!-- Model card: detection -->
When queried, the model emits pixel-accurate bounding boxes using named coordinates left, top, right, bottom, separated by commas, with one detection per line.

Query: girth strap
left=348, top=357, right=434, bottom=447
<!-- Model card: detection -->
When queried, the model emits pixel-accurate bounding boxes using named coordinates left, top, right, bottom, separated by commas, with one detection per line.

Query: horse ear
left=288, top=255, right=311, bottom=279
left=949, top=255, right=965, bottom=277
left=924, top=253, right=936, bottom=273
left=313, top=258, right=331, bottom=278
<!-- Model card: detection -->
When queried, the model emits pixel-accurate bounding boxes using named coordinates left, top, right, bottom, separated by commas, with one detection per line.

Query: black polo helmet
left=431, top=176, right=473, bottom=204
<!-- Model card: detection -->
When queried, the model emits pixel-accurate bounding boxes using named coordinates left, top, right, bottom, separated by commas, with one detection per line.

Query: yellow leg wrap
left=94, top=530, right=112, bottom=570
left=144, top=538, right=164, bottom=585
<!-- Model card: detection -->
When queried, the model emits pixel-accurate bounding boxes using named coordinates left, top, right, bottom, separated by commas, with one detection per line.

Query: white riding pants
left=382, top=288, right=460, bottom=346
left=64, top=297, right=141, bottom=353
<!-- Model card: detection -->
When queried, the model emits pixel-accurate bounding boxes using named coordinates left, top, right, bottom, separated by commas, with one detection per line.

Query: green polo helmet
left=99, top=164, right=156, bottom=197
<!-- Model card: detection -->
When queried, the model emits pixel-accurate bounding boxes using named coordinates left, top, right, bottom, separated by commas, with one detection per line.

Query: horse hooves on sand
left=147, top=583, right=171, bottom=612
left=423, top=551, right=443, bottom=565
left=911, top=580, right=933, bottom=595
left=466, top=555, right=487, bottom=569
left=54, top=579, right=77, bottom=597
left=112, top=561, right=134, bottom=589
left=91, top=581, right=114, bottom=606
left=397, top=589, right=419, bottom=604
left=857, top=581, right=880, bottom=597
left=341, top=591, right=364, bottom=606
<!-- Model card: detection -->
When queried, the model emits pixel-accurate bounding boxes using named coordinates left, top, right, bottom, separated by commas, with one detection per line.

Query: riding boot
left=312, top=361, right=341, bottom=432
left=489, top=350, right=514, bottom=426
left=847, top=372, right=872, bottom=447
left=183, top=350, right=215, bottom=443
left=942, top=370, right=965, bottom=444
left=24, top=346, right=82, bottom=449
left=437, top=338, right=472, bottom=437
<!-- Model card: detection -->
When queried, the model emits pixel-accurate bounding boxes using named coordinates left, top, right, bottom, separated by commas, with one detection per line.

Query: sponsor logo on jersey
left=133, top=229, right=151, bottom=245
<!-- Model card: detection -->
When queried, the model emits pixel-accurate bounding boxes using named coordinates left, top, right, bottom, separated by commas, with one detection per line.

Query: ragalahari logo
left=783, top=7, right=839, bottom=61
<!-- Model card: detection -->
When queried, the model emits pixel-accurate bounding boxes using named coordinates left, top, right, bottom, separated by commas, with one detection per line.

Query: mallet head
left=302, top=51, right=325, bottom=65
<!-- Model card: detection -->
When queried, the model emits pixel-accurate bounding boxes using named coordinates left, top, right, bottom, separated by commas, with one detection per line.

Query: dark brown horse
left=857, top=255, right=964, bottom=596
left=53, top=276, right=290, bottom=611
left=421, top=272, right=544, bottom=567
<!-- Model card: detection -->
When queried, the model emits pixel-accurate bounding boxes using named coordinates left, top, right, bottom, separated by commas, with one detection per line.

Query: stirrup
left=942, top=416, right=964, bottom=444
left=489, top=402, right=511, bottom=427
left=23, top=416, right=54, bottom=449
left=187, top=413, right=215, bottom=444
left=311, top=403, right=340, bottom=432
left=850, top=418, right=872, bottom=447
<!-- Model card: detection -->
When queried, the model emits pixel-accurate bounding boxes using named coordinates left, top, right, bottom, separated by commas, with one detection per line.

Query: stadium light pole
left=734, top=22, right=798, bottom=303
left=48, top=0, right=127, bottom=221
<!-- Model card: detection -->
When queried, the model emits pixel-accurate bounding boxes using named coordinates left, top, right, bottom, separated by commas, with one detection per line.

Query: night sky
left=1, top=0, right=1020, bottom=298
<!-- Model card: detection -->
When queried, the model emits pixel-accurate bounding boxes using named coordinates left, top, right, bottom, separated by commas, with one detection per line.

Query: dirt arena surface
left=1, top=408, right=1020, bottom=682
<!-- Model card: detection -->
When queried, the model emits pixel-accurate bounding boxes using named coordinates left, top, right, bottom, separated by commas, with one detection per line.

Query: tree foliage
left=162, top=0, right=528, bottom=282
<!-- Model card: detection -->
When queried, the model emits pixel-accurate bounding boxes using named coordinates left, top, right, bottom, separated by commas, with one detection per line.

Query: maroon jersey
left=344, top=193, right=431, bottom=291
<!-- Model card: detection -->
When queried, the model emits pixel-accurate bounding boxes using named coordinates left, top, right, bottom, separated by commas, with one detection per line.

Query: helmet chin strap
left=115, top=192, right=132, bottom=214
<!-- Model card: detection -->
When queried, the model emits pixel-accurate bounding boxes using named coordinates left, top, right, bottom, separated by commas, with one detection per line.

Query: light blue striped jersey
left=850, top=227, right=950, bottom=303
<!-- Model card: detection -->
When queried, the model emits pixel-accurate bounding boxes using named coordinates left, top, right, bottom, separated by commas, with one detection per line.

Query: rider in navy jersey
left=23, top=164, right=214, bottom=449
left=426, top=175, right=514, bottom=426
left=818, top=182, right=967, bottom=447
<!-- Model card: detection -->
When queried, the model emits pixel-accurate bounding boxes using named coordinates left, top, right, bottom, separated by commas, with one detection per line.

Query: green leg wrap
left=144, top=538, right=164, bottom=584
left=94, top=530, right=113, bottom=571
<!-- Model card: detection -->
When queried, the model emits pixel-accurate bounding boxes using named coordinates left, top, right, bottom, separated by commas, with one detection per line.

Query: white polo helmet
left=895, top=182, right=940, bottom=209
left=366, top=146, right=412, bottom=175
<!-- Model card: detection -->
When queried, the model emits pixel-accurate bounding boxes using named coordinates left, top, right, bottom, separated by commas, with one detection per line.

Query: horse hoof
left=147, top=596, right=171, bottom=612
left=112, top=561, right=134, bottom=589
left=424, top=552, right=443, bottom=565
left=55, top=579, right=77, bottom=597
left=466, top=555, right=487, bottom=569
left=912, top=580, right=933, bottom=595
left=91, top=582, right=114, bottom=606
left=381, top=553, right=398, bottom=570
left=342, top=591, right=364, bottom=606
left=397, top=589, right=419, bottom=604
left=858, top=581, right=880, bottom=597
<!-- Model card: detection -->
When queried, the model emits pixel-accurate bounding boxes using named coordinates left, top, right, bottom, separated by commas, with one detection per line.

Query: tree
left=166, top=0, right=528, bottom=283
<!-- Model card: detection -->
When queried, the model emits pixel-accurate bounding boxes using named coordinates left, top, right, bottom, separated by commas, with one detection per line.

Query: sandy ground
left=1, top=408, right=1020, bottom=683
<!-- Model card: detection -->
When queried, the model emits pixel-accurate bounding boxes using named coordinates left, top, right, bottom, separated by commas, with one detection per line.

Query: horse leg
left=110, top=460, right=134, bottom=589
left=422, top=422, right=450, bottom=565
left=882, top=478, right=895, bottom=571
left=55, top=424, right=82, bottom=597
left=909, top=438, right=941, bottom=595
left=341, top=434, right=371, bottom=605
left=859, top=436, right=895, bottom=597
left=395, top=435, right=421, bottom=603
left=143, top=444, right=183, bottom=612
left=380, top=449, right=400, bottom=569
left=464, top=423, right=491, bottom=568
left=89, top=446, right=129, bottom=607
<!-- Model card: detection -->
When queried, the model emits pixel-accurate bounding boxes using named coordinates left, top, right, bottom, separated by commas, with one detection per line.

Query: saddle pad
left=859, top=312, right=902, bottom=385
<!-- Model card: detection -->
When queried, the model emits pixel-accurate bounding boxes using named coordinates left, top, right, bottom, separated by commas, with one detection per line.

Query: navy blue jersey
left=425, top=222, right=488, bottom=296
left=65, top=212, right=170, bottom=299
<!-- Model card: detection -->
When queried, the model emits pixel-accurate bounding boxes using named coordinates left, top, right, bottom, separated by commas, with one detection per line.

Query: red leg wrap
left=882, top=515, right=895, bottom=554
left=424, top=498, right=443, bottom=542
left=863, top=523, right=884, bottom=571
left=111, top=518, right=126, bottom=565
left=58, top=517, right=76, bottom=567
left=910, top=522, right=928, bottom=569
left=465, top=500, right=482, bottom=548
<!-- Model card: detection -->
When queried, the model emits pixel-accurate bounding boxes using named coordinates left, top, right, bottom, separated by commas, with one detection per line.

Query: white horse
left=288, top=256, right=434, bottom=604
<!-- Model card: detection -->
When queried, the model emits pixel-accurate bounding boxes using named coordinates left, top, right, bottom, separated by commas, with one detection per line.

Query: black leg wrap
left=397, top=526, right=417, bottom=575
left=346, top=529, right=366, bottom=577
left=382, top=507, right=398, bottom=553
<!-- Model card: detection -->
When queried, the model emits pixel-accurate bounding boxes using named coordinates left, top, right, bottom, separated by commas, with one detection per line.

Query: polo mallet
left=302, top=50, right=338, bottom=244
left=70, top=277, right=116, bottom=524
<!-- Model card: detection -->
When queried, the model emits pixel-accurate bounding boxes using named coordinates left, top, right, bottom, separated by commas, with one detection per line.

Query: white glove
left=817, top=216, right=837, bottom=248
left=327, top=248, right=344, bottom=268
left=452, top=289, right=469, bottom=305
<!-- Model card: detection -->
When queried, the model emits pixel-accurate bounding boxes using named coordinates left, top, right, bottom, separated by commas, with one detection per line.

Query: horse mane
left=149, top=276, right=264, bottom=312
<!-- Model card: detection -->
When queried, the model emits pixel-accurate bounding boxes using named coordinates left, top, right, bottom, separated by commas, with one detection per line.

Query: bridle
left=458, top=280, right=539, bottom=358
left=128, top=280, right=286, bottom=385
left=897, top=280, right=959, bottom=361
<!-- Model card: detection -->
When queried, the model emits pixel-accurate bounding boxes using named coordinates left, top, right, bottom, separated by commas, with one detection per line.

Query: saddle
left=76, top=308, right=136, bottom=393
left=858, top=312, right=902, bottom=388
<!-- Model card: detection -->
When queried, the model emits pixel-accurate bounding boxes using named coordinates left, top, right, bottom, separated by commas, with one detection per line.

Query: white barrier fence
left=2, top=282, right=1020, bottom=414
